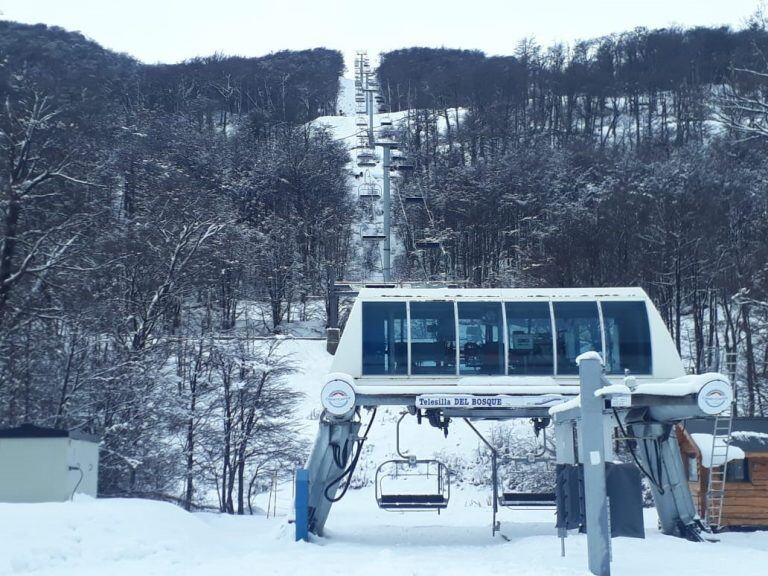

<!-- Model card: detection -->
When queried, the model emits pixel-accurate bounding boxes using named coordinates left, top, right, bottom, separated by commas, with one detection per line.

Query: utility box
left=0, top=424, right=99, bottom=502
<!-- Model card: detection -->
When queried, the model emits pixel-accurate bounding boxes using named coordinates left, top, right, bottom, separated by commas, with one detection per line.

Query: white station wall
left=0, top=437, right=99, bottom=502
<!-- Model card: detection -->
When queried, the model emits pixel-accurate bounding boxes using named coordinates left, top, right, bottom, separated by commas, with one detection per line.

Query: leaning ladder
left=704, top=408, right=734, bottom=531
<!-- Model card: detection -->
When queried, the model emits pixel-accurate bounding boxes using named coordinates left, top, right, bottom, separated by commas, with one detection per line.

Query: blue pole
left=295, top=468, right=310, bottom=542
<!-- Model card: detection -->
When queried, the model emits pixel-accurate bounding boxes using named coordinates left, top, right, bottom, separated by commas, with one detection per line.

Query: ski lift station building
left=0, top=424, right=99, bottom=503
left=306, top=285, right=735, bottom=547
left=330, top=286, right=684, bottom=392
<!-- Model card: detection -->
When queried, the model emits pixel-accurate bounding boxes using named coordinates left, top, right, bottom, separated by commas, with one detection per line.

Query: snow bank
left=690, top=433, right=746, bottom=468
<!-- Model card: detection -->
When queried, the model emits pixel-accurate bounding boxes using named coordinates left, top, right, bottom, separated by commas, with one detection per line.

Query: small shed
left=678, top=418, right=768, bottom=529
left=0, top=424, right=100, bottom=503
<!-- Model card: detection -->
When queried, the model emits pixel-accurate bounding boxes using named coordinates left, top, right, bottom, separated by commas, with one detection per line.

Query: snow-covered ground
left=4, top=492, right=768, bottom=576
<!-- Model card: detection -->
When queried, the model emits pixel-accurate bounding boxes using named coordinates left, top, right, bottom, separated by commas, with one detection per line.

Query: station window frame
left=359, top=297, right=655, bottom=379
left=599, top=300, right=653, bottom=375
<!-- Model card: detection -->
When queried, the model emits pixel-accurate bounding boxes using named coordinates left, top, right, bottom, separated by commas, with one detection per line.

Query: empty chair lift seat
left=499, top=492, right=557, bottom=507
left=378, top=493, right=449, bottom=510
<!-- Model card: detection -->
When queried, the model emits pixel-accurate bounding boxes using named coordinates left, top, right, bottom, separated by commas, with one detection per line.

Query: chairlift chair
left=403, top=193, right=426, bottom=205
left=375, top=127, right=399, bottom=148
left=391, top=162, right=415, bottom=172
left=357, top=149, right=377, bottom=162
left=358, top=182, right=382, bottom=199
left=361, top=226, right=386, bottom=241
left=374, top=412, right=451, bottom=511
left=415, top=238, right=441, bottom=249
left=498, top=492, right=556, bottom=508
left=497, top=423, right=556, bottom=508
left=376, top=460, right=450, bottom=511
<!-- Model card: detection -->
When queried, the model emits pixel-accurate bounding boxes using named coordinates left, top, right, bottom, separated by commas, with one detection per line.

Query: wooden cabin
left=678, top=418, right=768, bottom=529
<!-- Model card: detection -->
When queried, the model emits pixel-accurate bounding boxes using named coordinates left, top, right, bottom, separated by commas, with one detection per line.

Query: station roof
left=354, top=285, right=649, bottom=301
left=685, top=418, right=768, bottom=453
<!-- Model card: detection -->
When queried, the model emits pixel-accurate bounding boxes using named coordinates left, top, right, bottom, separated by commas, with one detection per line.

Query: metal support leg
left=628, top=422, right=701, bottom=540
left=305, top=414, right=361, bottom=536
left=463, top=419, right=499, bottom=536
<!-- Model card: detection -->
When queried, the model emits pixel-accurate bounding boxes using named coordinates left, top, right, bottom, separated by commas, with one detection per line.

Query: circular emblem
left=321, top=377, right=355, bottom=417
left=697, top=378, right=733, bottom=415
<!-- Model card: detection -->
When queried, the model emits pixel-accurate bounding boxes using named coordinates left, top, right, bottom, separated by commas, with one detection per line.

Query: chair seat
left=499, top=492, right=556, bottom=507
left=378, top=494, right=448, bottom=509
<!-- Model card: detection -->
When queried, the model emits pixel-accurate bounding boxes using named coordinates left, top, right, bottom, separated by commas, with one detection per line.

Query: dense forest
left=2, top=18, right=768, bottom=509
left=0, top=22, right=351, bottom=510
left=379, top=27, right=768, bottom=416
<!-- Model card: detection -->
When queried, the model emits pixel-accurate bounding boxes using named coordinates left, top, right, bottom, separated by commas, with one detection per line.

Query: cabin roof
left=0, top=423, right=99, bottom=442
left=355, top=286, right=648, bottom=300
left=685, top=418, right=768, bottom=453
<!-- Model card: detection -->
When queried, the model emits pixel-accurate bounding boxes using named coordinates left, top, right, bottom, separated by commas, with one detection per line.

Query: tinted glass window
left=553, top=302, right=602, bottom=375
left=725, top=459, right=750, bottom=483
left=410, top=302, right=456, bottom=375
left=601, top=301, right=652, bottom=374
left=505, top=302, right=554, bottom=375
left=458, top=302, right=504, bottom=375
left=362, top=302, right=407, bottom=375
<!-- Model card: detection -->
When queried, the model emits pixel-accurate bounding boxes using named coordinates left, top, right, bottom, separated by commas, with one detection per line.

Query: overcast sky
left=1, top=0, right=762, bottom=73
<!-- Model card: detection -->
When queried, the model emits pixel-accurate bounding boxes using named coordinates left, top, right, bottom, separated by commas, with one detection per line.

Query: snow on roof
left=731, top=431, right=768, bottom=446
left=356, top=286, right=648, bottom=300
left=690, top=433, right=745, bottom=468
left=576, top=351, right=603, bottom=365
left=594, top=384, right=632, bottom=397
left=549, top=395, right=581, bottom=415
left=686, top=418, right=768, bottom=453
left=632, top=373, right=728, bottom=397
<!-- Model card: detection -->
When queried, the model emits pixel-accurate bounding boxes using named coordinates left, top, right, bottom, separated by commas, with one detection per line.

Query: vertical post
left=295, top=468, right=309, bottom=542
left=326, top=283, right=340, bottom=354
left=328, top=283, right=338, bottom=329
left=554, top=419, right=576, bottom=555
left=578, top=355, right=611, bottom=576
left=367, top=88, right=375, bottom=148
left=382, top=144, right=391, bottom=282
